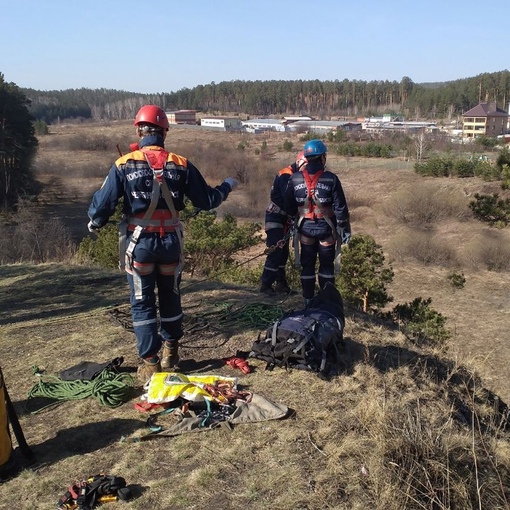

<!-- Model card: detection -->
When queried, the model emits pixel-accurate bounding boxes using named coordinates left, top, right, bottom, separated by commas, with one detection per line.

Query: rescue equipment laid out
left=224, top=356, right=251, bottom=374
left=144, top=372, right=240, bottom=404
left=249, top=283, right=345, bottom=377
left=124, top=373, right=289, bottom=441
left=57, top=473, right=132, bottom=509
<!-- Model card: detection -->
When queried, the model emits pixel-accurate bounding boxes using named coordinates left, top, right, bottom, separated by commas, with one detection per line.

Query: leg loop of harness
left=334, top=238, right=342, bottom=275
left=118, top=216, right=128, bottom=271
left=125, top=225, right=145, bottom=300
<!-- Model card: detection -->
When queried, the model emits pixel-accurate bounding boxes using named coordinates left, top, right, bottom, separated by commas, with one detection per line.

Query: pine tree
left=0, top=73, right=38, bottom=209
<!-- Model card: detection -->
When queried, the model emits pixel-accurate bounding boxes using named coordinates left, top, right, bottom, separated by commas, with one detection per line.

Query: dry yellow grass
left=1, top=264, right=510, bottom=509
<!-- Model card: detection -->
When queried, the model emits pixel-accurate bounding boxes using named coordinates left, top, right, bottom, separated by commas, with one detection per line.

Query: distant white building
left=241, top=119, right=286, bottom=132
left=282, top=115, right=313, bottom=122
left=200, top=117, right=242, bottom=131
left=362, top=117, right=438, bottom=135
left=287, top=120, right=361, bottom=134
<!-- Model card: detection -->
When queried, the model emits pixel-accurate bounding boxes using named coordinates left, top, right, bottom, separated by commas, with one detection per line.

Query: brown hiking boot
left=137, top=357, right=161, bottom=385
left=161, top=340, right=180, bottom=370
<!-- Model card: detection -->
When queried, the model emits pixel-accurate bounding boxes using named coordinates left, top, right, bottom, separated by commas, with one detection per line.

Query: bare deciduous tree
left=415, top=131, right=427, bottom=163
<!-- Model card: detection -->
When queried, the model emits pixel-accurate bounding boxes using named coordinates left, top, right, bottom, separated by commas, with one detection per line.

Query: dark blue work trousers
left=126, top=232, right=183, bottom=359
left=299, top=239, right=335, bottom=299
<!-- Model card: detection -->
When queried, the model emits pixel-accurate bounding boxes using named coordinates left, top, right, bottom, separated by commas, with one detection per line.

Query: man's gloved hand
left=88, top=220, right=101, bottom=233
left=224, top=177, right=239, bottom=191
left=337, top=221, right=351, bottom=245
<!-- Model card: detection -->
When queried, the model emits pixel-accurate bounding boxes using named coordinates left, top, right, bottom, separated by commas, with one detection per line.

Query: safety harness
left=57, top=473, right=132, bottom=509
left=292, top=169, right=342, bottom=272
left=119, top=148, right=183, bottom=298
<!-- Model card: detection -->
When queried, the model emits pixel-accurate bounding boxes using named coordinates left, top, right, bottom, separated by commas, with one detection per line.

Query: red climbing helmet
left=134, top=105, right=169, bottom=130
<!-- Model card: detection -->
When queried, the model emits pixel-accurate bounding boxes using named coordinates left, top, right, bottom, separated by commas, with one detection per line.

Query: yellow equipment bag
left=0, top=367, right=13, bottom=475
left=146, top=372, right=237, bottom=404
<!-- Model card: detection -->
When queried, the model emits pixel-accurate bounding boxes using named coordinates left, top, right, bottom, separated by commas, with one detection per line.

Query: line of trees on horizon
left=14, top=70, right=510, bottom=125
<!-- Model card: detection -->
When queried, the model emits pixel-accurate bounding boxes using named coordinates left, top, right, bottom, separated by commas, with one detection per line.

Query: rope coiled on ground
left=27, top=367, right=134, bottom=413
left=186, top=301, right=285, bottom=330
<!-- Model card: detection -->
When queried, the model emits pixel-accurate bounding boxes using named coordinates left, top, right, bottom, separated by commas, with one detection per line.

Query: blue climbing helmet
left=303, top=139, right=327, bottom=159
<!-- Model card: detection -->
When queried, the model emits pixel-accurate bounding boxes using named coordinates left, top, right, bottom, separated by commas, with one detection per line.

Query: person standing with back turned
left=284, top=139, right=351, bottom=305
left=259, top=150, right=307, bottom=296
left=87, top=105, right=239, bottom=384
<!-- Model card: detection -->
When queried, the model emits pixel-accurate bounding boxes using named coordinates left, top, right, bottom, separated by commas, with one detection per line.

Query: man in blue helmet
left=87, top=105, right=239, bottom=384
left=284, top=139, right=351, bottom=305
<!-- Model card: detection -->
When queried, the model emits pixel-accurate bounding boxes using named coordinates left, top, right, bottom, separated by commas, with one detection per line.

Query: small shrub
left=337, top=234, right=394, bottom=312
left=282, top=140, right=294, bottom=152
left=388, top=230, right=458, bottom=267
left=183, top=209, right=261, bottom=277
left=463, top=234, right=510, bottom=271
left=33, top=120, right=49, bottom=136
left=414, top=155, right=453, bottom=177
left=212, top=260, right=263, bottom=286
left=76, top=202, right=124, bottom=268
left=62, top=134, right=109, bottom=152
left=451, top=159, right=475, bottom=177
left=1, top=199, right=76, bottom=263
left=447, top=271, right=466, bottom=289
left=473, top=160, right=501, bottom=181
left=501, top=164, right=510, bottom=190
left=384, top=183, right=470, bottom=228
left=469, top=193, right=510, bottom=226
left=388, top=297, right=451, bottom=348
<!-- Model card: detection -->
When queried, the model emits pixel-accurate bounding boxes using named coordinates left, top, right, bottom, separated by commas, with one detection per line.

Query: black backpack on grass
left=249, top=283, right=345, bottom=377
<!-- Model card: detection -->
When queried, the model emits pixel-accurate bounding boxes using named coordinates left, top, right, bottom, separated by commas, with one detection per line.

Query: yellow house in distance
left=462, top=102, right=508, bottom=139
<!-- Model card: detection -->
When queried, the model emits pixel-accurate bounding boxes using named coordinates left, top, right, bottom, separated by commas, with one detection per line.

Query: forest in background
left=21, top=70, right=510, bottom=124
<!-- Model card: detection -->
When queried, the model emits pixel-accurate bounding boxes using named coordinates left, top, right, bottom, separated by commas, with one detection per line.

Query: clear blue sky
left=1, top=0, right=509, bottom=93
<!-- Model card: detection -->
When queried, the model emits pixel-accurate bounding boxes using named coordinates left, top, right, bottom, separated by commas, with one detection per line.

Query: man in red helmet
left=87, top=105, right=239, bottom=384
left=259, top=151, right=307, bottom=296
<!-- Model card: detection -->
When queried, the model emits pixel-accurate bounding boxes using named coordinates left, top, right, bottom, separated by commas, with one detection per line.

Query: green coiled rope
left=185, top=301, right=285, bottom=331
left=27, top=367, right=134, bottom=413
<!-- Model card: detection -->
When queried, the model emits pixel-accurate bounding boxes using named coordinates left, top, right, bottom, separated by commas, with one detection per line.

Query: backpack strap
left=270, top=321, right=280, bottom=347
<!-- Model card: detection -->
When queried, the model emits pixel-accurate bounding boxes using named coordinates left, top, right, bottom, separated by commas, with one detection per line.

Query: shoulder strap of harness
left=301, top=169, right=324, bottom=217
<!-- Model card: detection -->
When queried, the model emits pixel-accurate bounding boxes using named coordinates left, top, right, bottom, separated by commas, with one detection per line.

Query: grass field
left=0, top=123, right=509, bottom=509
